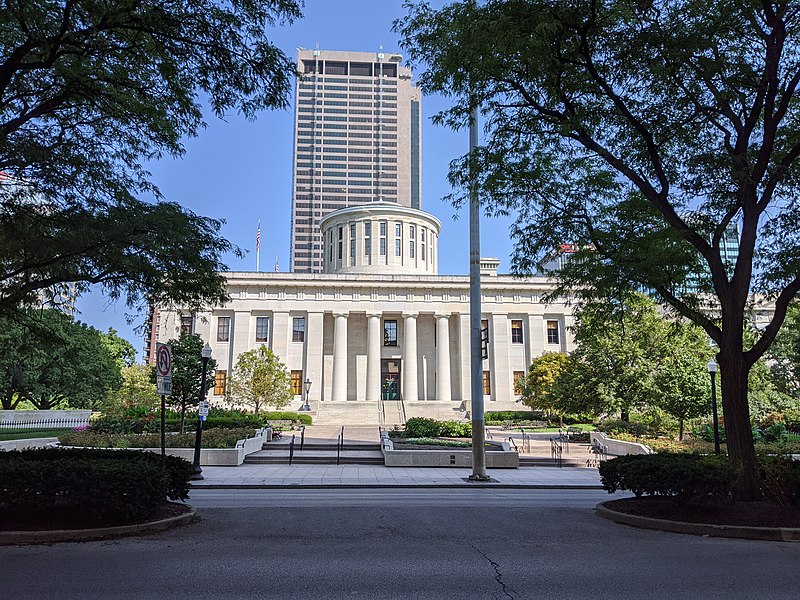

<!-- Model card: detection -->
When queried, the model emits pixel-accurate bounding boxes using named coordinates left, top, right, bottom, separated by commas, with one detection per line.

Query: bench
left=266, top=419, right=297, bottom=430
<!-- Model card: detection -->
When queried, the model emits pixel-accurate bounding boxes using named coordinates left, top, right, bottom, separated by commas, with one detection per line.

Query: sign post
left=155, top=343, right=173, bottom=467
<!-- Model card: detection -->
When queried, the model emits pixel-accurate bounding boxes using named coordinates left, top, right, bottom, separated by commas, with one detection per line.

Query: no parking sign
left=156, top=343, right=172, bottom=396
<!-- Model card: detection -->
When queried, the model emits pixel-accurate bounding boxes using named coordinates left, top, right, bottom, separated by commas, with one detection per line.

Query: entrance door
left=381, top=359, right=401, bottom=400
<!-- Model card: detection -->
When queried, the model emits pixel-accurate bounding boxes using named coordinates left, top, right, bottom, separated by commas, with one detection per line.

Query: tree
left=0, top=309, right=121, bottom=410
left=521, top=352, right=569, bottom=421
left=653, top=346, right=711, bottom=440
left=227, top=346, right=292, bottom=414
left=0, top=1, right=302, bottom=316
left=397, top=0, right=800, bottom=497
left=106, top=364, right=160, bottom=416
left=767, top=302, right=800, bottom=400
left=163, top=334, right=216, bottom=433
left=100, top=328, right=137, bottom=369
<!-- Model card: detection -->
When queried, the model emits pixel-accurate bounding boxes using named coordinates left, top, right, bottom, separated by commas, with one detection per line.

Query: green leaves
left=227, top=345, right=292, bottom=413
left=0, top=0, right=301, bottom=315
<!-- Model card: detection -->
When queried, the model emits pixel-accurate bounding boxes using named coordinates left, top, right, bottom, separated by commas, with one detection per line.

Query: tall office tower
left=290, top=49, right=423, bottom=272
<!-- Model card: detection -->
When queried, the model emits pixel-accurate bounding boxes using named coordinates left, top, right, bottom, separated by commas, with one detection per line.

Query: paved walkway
left=191, top=463, right=603, bottom=488
left=194, top=424, right=602, bottom=488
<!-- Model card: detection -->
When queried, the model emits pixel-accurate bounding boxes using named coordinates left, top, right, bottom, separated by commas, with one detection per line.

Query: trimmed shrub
left=758, top=455, right=800, bottom=507
left=402, top=417, right=472, bottom=438
left=0, top=448, right=193, bottom=523
left=783, top=409, right=800, bottom=432
left=598, top=420, right=649, bottom=437
left=59, top=428, right=256, bottom=449
left=599, top=453, right=737, bottom=503
left=484, top=411, right=544, bottom=422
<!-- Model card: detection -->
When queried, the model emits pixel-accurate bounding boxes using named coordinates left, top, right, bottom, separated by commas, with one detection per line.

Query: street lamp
left=707, top=358, right=721, bottom=456
left=300, top=378, right=312, bottom=412
left=191, top=343, right=213, bottom=480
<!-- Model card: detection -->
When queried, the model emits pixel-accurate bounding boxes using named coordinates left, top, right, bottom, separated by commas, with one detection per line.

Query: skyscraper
left=290, top=49, right=423, bottom=272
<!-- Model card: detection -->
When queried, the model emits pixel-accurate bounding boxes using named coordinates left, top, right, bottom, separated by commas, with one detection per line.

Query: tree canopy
left=227, top=346, right=293, bottom=414
left=397, top=0, right=800, bottom=496
left=0, top=0, right=302, bottom=315
left=0, top=309, right=121, bottom=410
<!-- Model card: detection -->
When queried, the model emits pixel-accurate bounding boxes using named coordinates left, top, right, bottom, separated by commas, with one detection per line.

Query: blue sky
left=75, top=0, right=516, bottom=354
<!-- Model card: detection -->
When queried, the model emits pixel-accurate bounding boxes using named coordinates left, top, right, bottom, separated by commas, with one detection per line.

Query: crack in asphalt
left=471, top=544, right=520, bottom=599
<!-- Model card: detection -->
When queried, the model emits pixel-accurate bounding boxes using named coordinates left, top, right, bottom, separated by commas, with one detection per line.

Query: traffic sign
left=156, top=343, right=172, bottom=396
left=199, top=401, right=209, bottom=422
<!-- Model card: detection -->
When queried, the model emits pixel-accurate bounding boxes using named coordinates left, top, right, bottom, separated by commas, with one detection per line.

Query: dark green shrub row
left=484, top=411, right=544, bottom=422
left=91, top=409, right=312, bottom=435
left=600, top=453, right=800, bottom=507
left=401, top=417, right=472, bottom=438
left=0, top=448, right=193, bottom=522
left=597, top=420, right=650, bottom=437
left=784, top=409, right=800, bottom=432
left=599, top=453, right=737, bottom=503
left=59, top=428, right=256, bottom=449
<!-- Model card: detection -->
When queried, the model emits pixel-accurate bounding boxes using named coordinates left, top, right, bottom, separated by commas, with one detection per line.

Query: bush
left=597, top=420, right=649, bottom=437
left=0, top=448, right=193, bottom=523
left=484, top=411, right=544, bottom=422
left=402, top=417, right=472, bottom=438
left=599, top=453, right=737, bottom=503
left=758, top=454, right=800, bottom=507
left=59, top=427, right=257, bottom=449
left=783, top=409, right=800, bottom=432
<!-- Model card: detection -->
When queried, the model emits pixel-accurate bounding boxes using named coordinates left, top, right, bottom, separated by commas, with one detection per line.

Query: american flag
left=256, top=220, right=261, bottom=251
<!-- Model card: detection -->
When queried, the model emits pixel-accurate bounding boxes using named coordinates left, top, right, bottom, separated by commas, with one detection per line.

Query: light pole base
left=299, top=404, right=311, bottom=412
left=190, top=466, right=204, bottom=481
left=464, top=475, right=498, bottom=483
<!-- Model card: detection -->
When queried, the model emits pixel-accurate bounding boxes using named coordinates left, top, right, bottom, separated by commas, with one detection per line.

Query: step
left=245, top=455, right=385, bottom=465
left=262, top=442, right=382, bottom=451
left=519, top=456, right=587, bottom=468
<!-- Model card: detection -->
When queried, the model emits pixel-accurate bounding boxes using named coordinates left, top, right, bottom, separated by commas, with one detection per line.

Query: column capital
left=332, top=311, right=350, bottom=319
left=366, top=312, right=382, bottom=319
left=402, top=312, right=418, bottom=319
left=434, top=313, right=451, bottom=320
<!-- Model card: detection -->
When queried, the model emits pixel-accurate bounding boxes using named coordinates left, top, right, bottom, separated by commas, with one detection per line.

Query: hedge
left=400, top=417, right=472, bottom=438
left=484, top=411, right=544, bottom=422
left=0, top=448, right=193, bottom=523
left=599, top=453, right=737, bottom=503
left=59, top=428, right=256, bottom=449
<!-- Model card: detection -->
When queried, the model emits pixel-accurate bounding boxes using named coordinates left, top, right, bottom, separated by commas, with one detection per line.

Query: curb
left=191, top=483, right=604, bottom=490
left=595, top=501, right=800, bottom=542
left=0, top=507, right=196, bottom=545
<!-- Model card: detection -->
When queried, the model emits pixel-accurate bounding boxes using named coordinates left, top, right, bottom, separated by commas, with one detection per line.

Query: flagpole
left=256, top=220, right=261, bottom=272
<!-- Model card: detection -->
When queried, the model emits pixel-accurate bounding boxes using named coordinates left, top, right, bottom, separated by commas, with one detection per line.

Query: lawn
left=0, top=429, right=70, bottom=442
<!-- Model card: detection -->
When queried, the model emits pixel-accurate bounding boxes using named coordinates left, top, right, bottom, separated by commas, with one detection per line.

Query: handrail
left=550, top=437, right=563, bottom=468
left=485, top=427, right=493, bottom=440
left=336, top=433, right=342, bottom=465
left=289, top=434, right=296, bottom=465
left=507, top=437, right=519, bottom=452
left=300, top=425, right=305, bottom=451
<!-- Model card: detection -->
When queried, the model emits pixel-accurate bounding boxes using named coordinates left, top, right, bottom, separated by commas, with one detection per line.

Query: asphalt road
left=2, top=489, right=798, bottom=600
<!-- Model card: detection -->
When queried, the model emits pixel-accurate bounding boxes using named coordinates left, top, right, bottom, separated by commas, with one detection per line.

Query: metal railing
left=288, top=434, right=296, bottom=465
left=336, top=431, right=343, bottom=465
left=588, top=438, right=608, bottom=467
left=550, top=437, right=564, bottom=468
left=300, top=425, right=306, bottom=451
left=519, top=428, right=531, bottom=454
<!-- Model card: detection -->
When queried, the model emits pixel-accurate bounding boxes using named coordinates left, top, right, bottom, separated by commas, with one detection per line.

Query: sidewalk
left=191, top=464, right=604, bottom=489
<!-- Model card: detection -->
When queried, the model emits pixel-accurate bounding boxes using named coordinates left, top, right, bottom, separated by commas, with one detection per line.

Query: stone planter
left=380, top=434, right=519, bottom=468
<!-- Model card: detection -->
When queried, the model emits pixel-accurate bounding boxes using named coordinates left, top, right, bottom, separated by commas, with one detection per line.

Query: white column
left=331, top=312, right=348, bottom=402
left=435, top=314, right=452, bottom=402
left=305, top=312, right=325, bottom=407
left=402, top=313, right=418, bottom=402
left=366, top=313, right=381, bottom=402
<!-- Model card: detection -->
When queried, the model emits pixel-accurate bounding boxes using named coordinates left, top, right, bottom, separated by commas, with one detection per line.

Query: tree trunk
left=179, top=405, right=186, bottom=434
left=620, top=410, right=629, bottom=422
left=719, top=347, right=759, bottom=500
left=678, top=418, right=684, bottom=441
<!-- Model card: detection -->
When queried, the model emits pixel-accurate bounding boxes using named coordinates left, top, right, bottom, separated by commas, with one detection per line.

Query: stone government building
left=149, top=203, right=575, bottom=425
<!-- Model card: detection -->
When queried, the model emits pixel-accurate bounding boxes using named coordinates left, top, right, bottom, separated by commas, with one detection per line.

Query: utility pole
left=469, top=104, right=489, bottom=481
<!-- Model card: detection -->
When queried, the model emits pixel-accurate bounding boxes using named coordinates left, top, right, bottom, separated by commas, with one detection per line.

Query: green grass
left=0, top=429, right=70, bottom=442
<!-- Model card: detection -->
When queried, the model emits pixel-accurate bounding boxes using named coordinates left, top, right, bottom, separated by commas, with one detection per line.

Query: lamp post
left=707, top=358, right=720, bottom=456
left=191, top=343, right=213, bottom=480
left=300, top=378, right=312, bottom=412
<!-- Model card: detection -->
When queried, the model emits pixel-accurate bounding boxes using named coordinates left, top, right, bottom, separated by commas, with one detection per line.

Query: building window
left=409, top=239, right=415, bottom=258
left=383, top=320, right=397, bottom=346
left=513, top=371, right=525, bottom=395
left=293, top=317, right=306, bottom=342
left=547, top=320, right=560, bottom=345
left=180, top=315, right=193, bottom=337
left=214, top=370, right=227, bottom=396
left=421, top=229, right=426, bottom=261
left=511, top=320, right=523, bottom=344
left=395, top=222, right=402, bottom=256
left=395, top=238, right=401, bottom=256
left=364, top=221, right=371, bottom=256
left=338, top=226, right=343, bottom=260
left=380, top=222, right=387, bottom=256
left=217, top=316, right=230, bottom=342
left=291, top=370, right=303, bottom=395
left=256, top=317, right=270, bottom=343
left=483, top=371, right=491, bottom=396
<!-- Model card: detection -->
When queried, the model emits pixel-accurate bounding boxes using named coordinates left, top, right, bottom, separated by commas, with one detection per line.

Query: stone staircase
left=245, top=442, right=384, bottom=465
